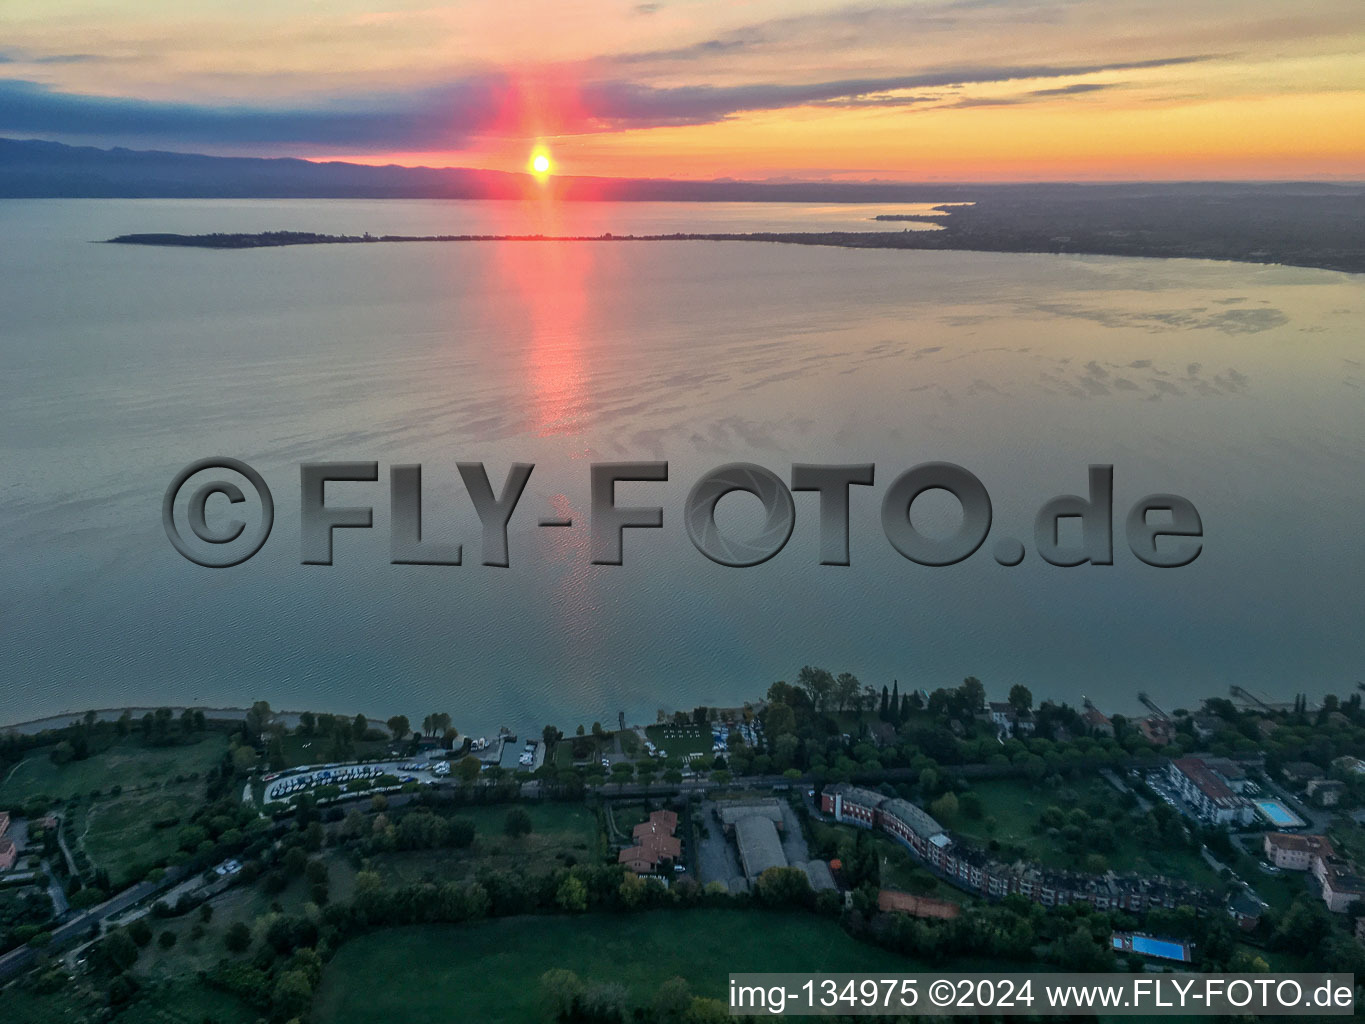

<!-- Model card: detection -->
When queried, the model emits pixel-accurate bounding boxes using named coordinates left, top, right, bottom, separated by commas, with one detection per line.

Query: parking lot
left=262, top=758, right=447, bottom=805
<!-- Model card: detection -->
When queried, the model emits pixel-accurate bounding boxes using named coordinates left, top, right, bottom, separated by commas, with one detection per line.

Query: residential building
left=1314, top=855, right=1365, bottom=914
left=1264, top=832, right=1332, bottom=871
left=819, top=784, right=1210, bottom=914
left=1305, top=778, right=1344, bottom=807
left=987, top=702, right=1034, bottom=736
left=1167, top=757, right=1254, bottom=825
left=1227, top=888, right=1265, bottom=931
left=1281, top=761, right=1321, bottom=785
left=618, top=807, right=681, bottom=876
left=1082, top=708, right=1114, bottom=737
left=1332, top=756, right=1365, bottom=776
left=0, top=810, right=9, bottom=839
left=0, top=837, right=15, bottom=872
left=1139, top=717, right=1175, bottom=746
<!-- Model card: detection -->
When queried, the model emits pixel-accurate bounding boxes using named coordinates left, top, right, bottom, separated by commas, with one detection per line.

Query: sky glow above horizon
left=1, top=0, right=1363, bottom=181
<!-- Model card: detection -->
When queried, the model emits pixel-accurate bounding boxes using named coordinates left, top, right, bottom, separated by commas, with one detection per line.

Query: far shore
left=103, top=227, right=1365, bottom=275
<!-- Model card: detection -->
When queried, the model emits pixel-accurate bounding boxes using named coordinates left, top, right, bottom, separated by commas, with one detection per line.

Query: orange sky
left=3, top=0, right=1363, bottom=181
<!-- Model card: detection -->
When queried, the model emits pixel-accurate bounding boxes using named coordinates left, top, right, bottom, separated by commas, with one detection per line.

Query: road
left=0, top=865, right=190, bottom=984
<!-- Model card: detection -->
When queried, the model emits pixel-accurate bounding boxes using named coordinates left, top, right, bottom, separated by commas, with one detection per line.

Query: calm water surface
left=1, top=199, right=1361, bottom=731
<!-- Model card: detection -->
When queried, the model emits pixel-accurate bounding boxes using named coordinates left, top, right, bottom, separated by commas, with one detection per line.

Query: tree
left=555, top=875, right=588, bottom=912
left=267, top=735, right=286, bottom=771
left=959, top=677, right=986, bottom=716
left=834, top=672, right=861, bottom=713
left=540, top=968, right=584, bottom=1021
left=297, top=711, right=316, bottom=736
left=765, top=703, right=796, bottom=738
left=504, top=808, right=533, bottom=837
left=654, top=977, right=693, bottom=1023
left=754, top=866, right=813, bottom=907
left=157, top=930, right=177, bottom=950
left=685, top=997, right=730, bottom=1024
left=99, top=929, right=139, bottom=972
left=272, top=970, right=314, bottom=1019
left=930, top=792, right=959, bottom=821
left=386, top=715, right=409, bottom=741
left=796, top=666, right=835, bottom=712
left=230, top=745, right=257, bottom=774
left=457, top=755, right=482, bottom=783
left=244, top=700, right=272, bottom=740
left=1008, top=684, right=1034, bottom=719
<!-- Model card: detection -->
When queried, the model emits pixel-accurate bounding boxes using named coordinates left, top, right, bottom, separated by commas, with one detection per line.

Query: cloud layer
left=0, top=56, right=1211, bottom=149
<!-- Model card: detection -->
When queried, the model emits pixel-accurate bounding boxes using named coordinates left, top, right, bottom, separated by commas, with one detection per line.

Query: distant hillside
left=4, top=136, right=1360, bottom=203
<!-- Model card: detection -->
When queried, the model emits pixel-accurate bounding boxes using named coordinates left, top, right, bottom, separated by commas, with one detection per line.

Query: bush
left=224, top=921, right=251, bottom=953
left=158, top=930, right=177, bottom=949
left=504, top=808, right=533, bottom=837
left=128, top=919, right=153, bottom=947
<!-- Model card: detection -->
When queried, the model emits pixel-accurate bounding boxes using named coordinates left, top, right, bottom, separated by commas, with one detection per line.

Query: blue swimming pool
left=1255, top=800, right=1306, bottom=829
left=1130, top=935, right=1189, bottom=961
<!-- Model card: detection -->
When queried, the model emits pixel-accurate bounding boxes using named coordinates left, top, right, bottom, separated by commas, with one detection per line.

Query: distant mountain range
left=3, top=136, right=1360, bottom=202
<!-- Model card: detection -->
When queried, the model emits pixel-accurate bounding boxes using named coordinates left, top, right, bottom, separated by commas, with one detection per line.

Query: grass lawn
left=0, top=983, right=103, bottom=1024
left=77, top=781, right=206, bottom=886
left=0, top=736, right=228, bottom=806
left=374, top=801, right=601, bottom=883
left=312, top=909, right=926, bottom=1023
left=945, top=779, right=1221, bottom=888
left=276, top=733, right=391, bottom=768
left=645, top=724, right=712, bottom=758
left=111, top=980, right=258, bottom=1024
left=874, top=834, right=966, bottom=903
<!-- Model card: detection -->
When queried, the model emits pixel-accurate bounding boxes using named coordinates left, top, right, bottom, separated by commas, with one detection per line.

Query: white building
left=1167, top=757, right=1254, bottom=825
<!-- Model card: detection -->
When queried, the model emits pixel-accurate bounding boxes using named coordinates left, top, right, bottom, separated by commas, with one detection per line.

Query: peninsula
left=105, top=185, right=1365, bottom=276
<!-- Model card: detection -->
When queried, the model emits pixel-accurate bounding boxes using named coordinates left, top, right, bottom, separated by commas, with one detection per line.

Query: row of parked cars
left=266, top=763, right=389, bottom=800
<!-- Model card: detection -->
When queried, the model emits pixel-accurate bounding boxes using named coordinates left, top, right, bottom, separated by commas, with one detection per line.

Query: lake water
left=1, top=198, right=1361, bottom=733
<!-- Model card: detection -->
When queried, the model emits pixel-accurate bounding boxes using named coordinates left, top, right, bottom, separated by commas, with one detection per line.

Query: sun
left=529, top=148, right=553, bottom=179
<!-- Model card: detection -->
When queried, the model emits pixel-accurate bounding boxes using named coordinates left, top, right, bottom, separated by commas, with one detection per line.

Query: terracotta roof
left=1173, top=757, right=1236, bottom=802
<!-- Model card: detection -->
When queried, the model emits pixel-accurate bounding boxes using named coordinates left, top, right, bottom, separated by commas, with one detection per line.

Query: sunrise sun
left=529, top=149, right=553, bottom=179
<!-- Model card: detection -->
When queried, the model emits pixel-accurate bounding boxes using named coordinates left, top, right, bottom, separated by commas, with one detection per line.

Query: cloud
left=0, top=55, right=1213, bottom=148
left=1028, top=82, right=1113, bottom=96
left=0, top=49, right=111, bottom=65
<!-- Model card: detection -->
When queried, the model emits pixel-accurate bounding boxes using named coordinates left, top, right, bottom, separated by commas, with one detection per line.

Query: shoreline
left=103, top=228, right=1365, bottom=275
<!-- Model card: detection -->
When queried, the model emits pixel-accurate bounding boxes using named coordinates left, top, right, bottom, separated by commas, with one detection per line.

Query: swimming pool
left=1112, top=933, right=1190, bottom=962
left=1255, top=799, right=1306, bottom=829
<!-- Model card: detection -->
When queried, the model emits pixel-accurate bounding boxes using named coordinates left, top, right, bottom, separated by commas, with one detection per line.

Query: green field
left=2, top=976, right=257, bottom=1024
left=374, top=801, right=601, bottom=882
left=111, top=980, right=258, bottom=1024
left=945, top=779, right=1222, bottom=887
left=0, top=736, right=228, bottom=806
left=312, top=910, right=923, bottom=1022
left=276, top=732, right=391, bottom=768
left=0, top=983, right=102, bottom=1024
left=76, top=781, right=207, bottom=886
left=0, top=737, right=229, bottom=886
